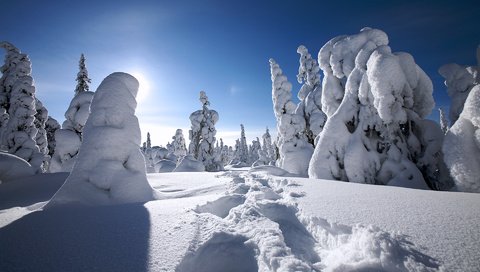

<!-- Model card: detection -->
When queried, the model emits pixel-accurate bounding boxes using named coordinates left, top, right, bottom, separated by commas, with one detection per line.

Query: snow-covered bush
left=188, top=91, right=223, bottom=171
left=295, top=45, right=327, bottom=145
left=49, top=55, right=94, bottom=173
left=45, top=116, right=60, bottom=156
left=47, top=72, right=157, bottom=207
left=0, top=41, right=45, bottom=172
left=309, top=28, right=445, bottom=189
left=270, top=58, right=313, bottom=176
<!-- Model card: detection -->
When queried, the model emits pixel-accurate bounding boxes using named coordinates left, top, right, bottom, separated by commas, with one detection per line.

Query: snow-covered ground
left=0, top=169, right=479, bottom=271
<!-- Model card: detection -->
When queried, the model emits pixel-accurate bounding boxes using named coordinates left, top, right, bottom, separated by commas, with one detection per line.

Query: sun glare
left=130, top=71, right=150, bottom=103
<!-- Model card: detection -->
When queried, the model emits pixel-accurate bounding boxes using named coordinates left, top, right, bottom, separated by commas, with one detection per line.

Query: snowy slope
left=0, top=170, right=479, bottom=271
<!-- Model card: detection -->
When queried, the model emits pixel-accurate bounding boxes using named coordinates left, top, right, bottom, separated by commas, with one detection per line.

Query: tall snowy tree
left=0, top=41, right=45, bottom=172
left=47, top=73, right=157, bottom=207
left=270, top=58, right=313, bottom=176
left=188, top=91, right=222, bottom=171
left=442, top=46, right=480, bottom=193
left=49, top=54, right=94, bottom=172
left=34, top=98, right=48, bottom=155
left=309, top=28, right=449, bottom=190
left=238, top=124, right=249, bottom=164
left=295, top=45, right=327, bottom=145
left=262, top=127, right=275, bottom=165
left=249, top=137, right=261, bottom=165
left=439, top=108, right=449, bottom=134
left=75, top=53, right=91, bottom=95
left=146, top=132, right=152, bottom=149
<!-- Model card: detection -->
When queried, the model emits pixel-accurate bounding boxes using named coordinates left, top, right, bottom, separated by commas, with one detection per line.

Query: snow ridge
left=177, top=171, right=442, bottom=271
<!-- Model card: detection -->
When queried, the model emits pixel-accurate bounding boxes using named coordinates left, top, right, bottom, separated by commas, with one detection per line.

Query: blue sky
left=1, top=0, right=478, bottom=146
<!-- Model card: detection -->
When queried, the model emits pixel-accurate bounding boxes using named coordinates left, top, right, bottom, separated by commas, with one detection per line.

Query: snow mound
left=194, top=194, right=246, bottom=218
left=174, top=154, right=205, bottom=172
left=46, top=72, right=157, bottom=207
left=0, top=152, right=35, bottom=183
left=154, top=159, right=176, bottom=173
left=249, top=165, right=292, bottom=177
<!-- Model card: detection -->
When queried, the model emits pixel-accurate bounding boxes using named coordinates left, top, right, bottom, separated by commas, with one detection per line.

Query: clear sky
left=1, top=0, right=478, bottom=146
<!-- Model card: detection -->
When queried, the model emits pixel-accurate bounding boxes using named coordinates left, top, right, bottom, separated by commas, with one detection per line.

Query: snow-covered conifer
left=34, top=98, right=48, bottom=155
left=270, top=58, right=313, bottom=176
left=146, top=132, right=152, bottom=149
left=249, top=137, right=261, bottom=165
left=172, top=129, right=187, bottom=160
left=188, top=91, right=222, bottom=171
left=309, top=28, right=443, bottom=189
left=439, top=107, right=449, bottom=134
left=74, top=53, right=91, bottom=95
left=47, top=72, right=157, bottom=206
left=45, top=116, right=60, bottom=156
left=262, top=127, right=275, bottom=165
left=296, top=45, right=327, bottom=145
left=49, top=55, right=94, bottom=173
left=0, top=42, right=45, bottom=172
left=238, top=124, right=249, bottom=164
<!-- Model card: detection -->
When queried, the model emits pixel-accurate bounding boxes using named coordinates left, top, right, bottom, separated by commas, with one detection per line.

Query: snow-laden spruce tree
left=249, top=137, right=261, bottom=165
left=443, top=85, right=480, bottom=192
left=188, top=91, right=223, bottom=171
left=45, top=116, right=60, bottom=156
left=172, top=129, right=187, bottom=160
left=47, top=72, right=157, bottom=207
left=34, top=98, right=48, bottom=156
left=262, top=127, right=276, bottom=165
left=0, top=41, right=45, bottom=172
left=438, top=47, right=479, bottom=126
left=146, top=132, right=152, bottom=149
left=442, top=46, right=480, bottom=192
left=238, top=124, right=249, bottom=164
left=309, top=28, right=449, bottom=189
left=270, top=58, right=313, bottom=176
left=49, top=54, right=94, bottom=173
left=295, top=45, right=327, bottom=145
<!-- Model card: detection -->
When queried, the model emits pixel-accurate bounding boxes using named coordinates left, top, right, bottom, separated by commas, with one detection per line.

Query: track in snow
left=177, top=171, right=442, bottom=272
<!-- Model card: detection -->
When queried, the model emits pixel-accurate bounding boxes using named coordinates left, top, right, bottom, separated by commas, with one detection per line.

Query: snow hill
left=0, top=168, right=479, bottom=271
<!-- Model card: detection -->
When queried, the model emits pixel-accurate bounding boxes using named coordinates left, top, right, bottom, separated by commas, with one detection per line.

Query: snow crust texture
left=179, top=170, right=442, bottom=271
left=47, top=72, right=156, bottom=206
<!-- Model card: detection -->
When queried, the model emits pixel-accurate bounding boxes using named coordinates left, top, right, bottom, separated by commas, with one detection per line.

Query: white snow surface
left=1, top=169, right=479, bottom=271
left=0, top=152, right=34, bottom=183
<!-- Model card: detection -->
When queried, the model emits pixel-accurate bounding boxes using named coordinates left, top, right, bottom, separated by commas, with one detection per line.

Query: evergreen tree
left=75, top=54, right=91, bottom=95
left=45, top=116, right=60, bottom=156
left=439, top=108, right=449, bottom=134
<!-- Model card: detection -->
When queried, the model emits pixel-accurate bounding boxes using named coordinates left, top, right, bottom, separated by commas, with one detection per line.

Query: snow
left=46, top=72, right=157, bottom=207
left=0, top=169, right=479, bottom=271
left=0, top=152, right=35, bottom=183
left=174, top=154, right=205, bottom=172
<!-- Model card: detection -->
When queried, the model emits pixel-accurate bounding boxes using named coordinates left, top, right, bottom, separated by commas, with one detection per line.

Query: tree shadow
left=0, top=203, right=151, bottom=272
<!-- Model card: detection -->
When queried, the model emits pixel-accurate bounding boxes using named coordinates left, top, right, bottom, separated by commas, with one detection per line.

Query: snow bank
left=174, top=154, right=205, bottom=172
left=0, top=152, right=34, bottom=183
left=47, top=72, right=157, bottom=207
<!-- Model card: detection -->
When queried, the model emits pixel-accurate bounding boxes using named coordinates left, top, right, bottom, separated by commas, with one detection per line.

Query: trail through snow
left=177, top=171, right=442, bottom=272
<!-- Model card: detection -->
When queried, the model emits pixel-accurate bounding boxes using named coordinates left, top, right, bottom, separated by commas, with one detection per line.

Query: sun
left=129, top=71, right=150, bottom=103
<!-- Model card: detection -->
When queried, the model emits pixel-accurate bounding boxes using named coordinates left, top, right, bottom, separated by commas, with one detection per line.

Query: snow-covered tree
left=188, top=91, right=223, bottom=171
left=34, top=98, right=48, bottom=155
left=442, top=46, right=480, bottom=193
left=0, top=41, right=45, bottom=172
left=49, top=54, right=94, bottom=172
left=172, top=129, right=187, bottom=160
left=309, top=28, right=446, bottom=189
left=75, top=53, right=91, bottom=95
left=47, top=72, right=157, bottom=207
left=249, top=137, right=261, bottom=165
left=270, top=58, right=313, bottom=176
left=238, top=124, right=249, bottom=164
left=438, top=47, right=479, bottom=126
left=262, top=127, right=275, bottom=165
left=146, top=132, right=152, bottom=149
left=439, top=107, right=449, bottom=134
left=45, top=116, right=60, bottom=156
left=295, top=45, right=327, bottom=145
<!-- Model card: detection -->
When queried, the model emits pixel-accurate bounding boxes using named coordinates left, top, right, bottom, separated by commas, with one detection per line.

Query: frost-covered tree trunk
left=270, top=58, right=313, bottom=176
left=439, top=108, right=449, bottom=134
left=309, top=28, right=448, bottom=190
left=45, top=116, right=60, bottom=156
left=0, top=41, right=45, bottom=172
left=49, top=55, right=94, bottom=173
left=47, top=72, right=157, bottom=207
left=172, top=129, right=187, bottom=160
left=188, top=91, right=222, bottom=171
left=296, top=45, right=327, bottom=146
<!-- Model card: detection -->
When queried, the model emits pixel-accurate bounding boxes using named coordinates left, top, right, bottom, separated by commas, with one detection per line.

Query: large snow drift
left=47, top=72, right=157, bottom=207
